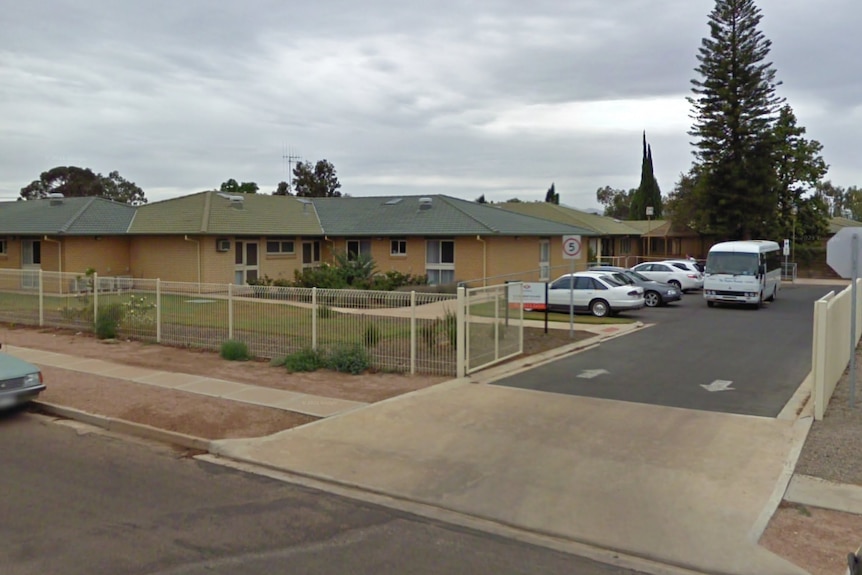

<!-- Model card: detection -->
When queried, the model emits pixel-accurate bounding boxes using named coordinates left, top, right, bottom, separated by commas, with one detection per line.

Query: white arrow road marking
left=577, top=369, right=609, bottom=379
left=701, top=379, right=735, bottom=392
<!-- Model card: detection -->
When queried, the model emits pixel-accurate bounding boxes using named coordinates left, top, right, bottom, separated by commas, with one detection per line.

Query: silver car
left=0, top=343, right=45, bottom=410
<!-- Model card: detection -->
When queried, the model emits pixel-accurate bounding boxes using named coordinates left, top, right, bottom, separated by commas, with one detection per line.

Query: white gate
left=463, top=283, right=524, bottom=374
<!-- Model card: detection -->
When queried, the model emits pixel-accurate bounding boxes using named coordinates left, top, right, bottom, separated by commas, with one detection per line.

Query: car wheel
left=644, top=291, right=661, bottom=307
left=669, top=280, right=682, bottom=290
left=590, top=299, right=610, bottom=318
left=706, top=301, right=715, bottom=308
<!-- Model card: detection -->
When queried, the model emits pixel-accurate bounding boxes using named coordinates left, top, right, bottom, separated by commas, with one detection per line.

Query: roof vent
left=228, top=195, right=244, bottom=209
left=384, top=198, right=403, bottom=205
left=418, top=197, right=433, bottom=210
left=48, top=192, right=64, bottom=206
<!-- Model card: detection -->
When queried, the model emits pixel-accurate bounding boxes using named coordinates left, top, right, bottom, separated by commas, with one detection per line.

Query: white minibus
left=703, top=240, right=782, bottom=309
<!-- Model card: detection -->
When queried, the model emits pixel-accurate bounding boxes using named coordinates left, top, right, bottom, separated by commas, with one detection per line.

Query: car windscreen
left=597, top=274, right=625, bottom=287
left=705, top=252, right=758, bottom=275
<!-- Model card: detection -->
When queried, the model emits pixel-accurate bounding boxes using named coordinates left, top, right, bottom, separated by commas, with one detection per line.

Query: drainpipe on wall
left=476, top=235, right=487, bottom=286
left=184, top=235, right=201, bottom=289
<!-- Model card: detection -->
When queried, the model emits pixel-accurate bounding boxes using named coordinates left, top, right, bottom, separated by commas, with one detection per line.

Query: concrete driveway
left=215, top=378, right=809, bottom=574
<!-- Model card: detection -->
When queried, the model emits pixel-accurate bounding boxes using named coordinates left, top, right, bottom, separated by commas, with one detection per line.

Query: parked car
left=547, top=271, right=645, bottom=317
left=0, top=343, right=45, bottom=411
left=664, top=259, right=706, bottom=276
left=589, top=266, right=682, bottom=307
left=630, top=261, right=704, bottom=292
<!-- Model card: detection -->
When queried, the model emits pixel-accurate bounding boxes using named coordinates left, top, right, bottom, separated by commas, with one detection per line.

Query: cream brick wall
left=0, top=237, right=21, bottom=270
left=61, top=237, right=131, bottom=276
left=130, top=236, right=201, bottom=282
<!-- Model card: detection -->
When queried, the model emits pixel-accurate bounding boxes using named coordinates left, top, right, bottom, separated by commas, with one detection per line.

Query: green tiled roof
left=310, top=195, right=594, bottom=236
left=496, top=202, right=642, bottom=235
left=829, top=216, right=862, bottom=234
left=128, top=191, right=324, bottom=235
left=0, top=196, right=135, bottom=235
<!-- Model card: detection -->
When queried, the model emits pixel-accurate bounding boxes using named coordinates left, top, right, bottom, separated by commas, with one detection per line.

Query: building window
left=621, top=238, right=631, bottom=254
left=266, top=239, right=295, bottom=255
left=390, top=238, right=407, bottom=256
left=346, top=239, right=372, bottom=261
left=426, top=239, right=455, bottom=285
left=0, top=239, right=6, bottom=255
left=302, top=241, right=320, bottom=267
left=539, top=239, right=550, bottom=281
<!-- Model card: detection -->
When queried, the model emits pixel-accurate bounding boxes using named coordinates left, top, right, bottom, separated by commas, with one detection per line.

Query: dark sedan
left=589, top=266, right=682, bottom=307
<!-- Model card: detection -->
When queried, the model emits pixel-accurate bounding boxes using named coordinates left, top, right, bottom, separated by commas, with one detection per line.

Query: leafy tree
left=273, top=181, right=291, bottom=196
left=817, top=181, right=862, bottom=219
left=505, top=197, right=523, bottom=203
left=630, top=132, right=663, bottom=219
left=475, top=194, right=487, bottom=203
left=100, top=171, right=147, bottom=205
left=770, top=105, right=828, bottom=241
left=687, top=0, right=785, bottom=239
left=595, top=186, right=634, bottom=219
left=665, top=170, right=702, bottom=228
left=20, top=166, right=147, bottom=205
left=544, top=183, right=559, bottom=205
left=292, top=159, right=342, bottom=197
left=220, top=179, right=259, bottom=194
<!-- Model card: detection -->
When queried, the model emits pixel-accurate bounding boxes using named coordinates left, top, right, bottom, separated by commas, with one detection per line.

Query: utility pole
left=282, top=145, right=301, bottom=192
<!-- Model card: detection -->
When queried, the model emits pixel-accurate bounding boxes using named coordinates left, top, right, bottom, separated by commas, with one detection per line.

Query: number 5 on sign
left=562, top=235, right=582, bottom=260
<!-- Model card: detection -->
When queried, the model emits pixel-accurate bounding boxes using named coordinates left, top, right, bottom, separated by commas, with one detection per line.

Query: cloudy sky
left=1, top=0, right=859, bottom=209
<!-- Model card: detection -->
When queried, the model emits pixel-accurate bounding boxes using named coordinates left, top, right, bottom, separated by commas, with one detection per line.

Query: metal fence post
left=312, top=287, right=318, bottom=350
left=156, top=279, right=162, bottom=343
left=228, top=283, right=234, bottom=340
left=38, top=270, right=44, bottom=326
left=410, top=291, right=416, bottom=375
left=457, top=286, right=466, bottom=378
left=93, top=272, right=99, bottom=326
left=494, top=286, right=500, bottom=361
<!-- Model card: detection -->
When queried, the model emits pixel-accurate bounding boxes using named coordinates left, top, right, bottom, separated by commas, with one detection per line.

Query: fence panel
left=465, top=283, right=523, bottom=374
left=157, top=281, right=231, bottom=352
left=233, top=285, right=314, bottom=360
left=0, top=269, right=42, bottom=326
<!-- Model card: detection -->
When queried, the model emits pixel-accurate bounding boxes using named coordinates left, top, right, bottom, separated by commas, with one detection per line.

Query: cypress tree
left=630, top=132, right=663, bottom=219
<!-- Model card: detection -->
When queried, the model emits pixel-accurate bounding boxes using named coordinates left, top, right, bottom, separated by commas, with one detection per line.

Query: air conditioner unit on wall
left=216, top=238, right=231, bottom=252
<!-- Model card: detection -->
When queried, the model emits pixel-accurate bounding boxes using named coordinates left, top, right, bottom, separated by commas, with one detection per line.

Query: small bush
left=326, top=344, right=370, bottom=375
left=363, top=322, right=381, bottom=347
left=284, top=348, right=325, bottom=372
left=420, top=320, right=438, bottom=348
left=220, top=339, right=251, bottom=361
left=95, top=303, right=125, bottom=339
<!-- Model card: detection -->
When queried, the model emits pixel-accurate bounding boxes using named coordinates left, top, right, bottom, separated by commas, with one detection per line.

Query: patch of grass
left=326, top=344, right=370, bottom=375
left=220, top=339, right=251, bottom=361
left=284, top=348, right=325, bottom=372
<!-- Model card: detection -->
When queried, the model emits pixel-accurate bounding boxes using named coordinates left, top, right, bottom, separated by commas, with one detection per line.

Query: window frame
left=346, top=239, right=372, bottom=261
left=390, top=238, right=407, bottom=256
left=266, top=238, right=296, bottom=255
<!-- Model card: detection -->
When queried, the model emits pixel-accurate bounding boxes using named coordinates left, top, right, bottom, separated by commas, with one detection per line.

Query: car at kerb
left=0, top=343, right=45, bottom=411
left=547, top=271, right=645, bottom=317
left=589, top=266, right=682, bottom=307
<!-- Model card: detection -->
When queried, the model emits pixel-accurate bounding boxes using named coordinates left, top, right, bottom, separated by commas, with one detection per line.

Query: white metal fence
left=0, top=269, right=463, bottom=376
left=463, top=283, right=524, bottom=374
left=811, top=279, right=862, bottom=419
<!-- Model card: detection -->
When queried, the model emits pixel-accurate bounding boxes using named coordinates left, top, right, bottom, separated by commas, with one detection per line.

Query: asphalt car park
left=495, top=284, right=835, bottom=417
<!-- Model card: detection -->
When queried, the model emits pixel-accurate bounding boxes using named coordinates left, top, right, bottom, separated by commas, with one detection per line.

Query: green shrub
left=95, top=303, right=125, bottom=339
left=284, top=348, right=325, bottom=372
left=363, top=322, right=381, bottom=347
left=420, top=320, right=438, bottom=348
left=325, top=344, right=370, bottom=375
left=220, top=339, right=251, bottom=361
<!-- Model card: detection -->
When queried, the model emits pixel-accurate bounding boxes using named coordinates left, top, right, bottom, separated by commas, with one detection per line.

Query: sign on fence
left=507, top=282, right=547, bottom=310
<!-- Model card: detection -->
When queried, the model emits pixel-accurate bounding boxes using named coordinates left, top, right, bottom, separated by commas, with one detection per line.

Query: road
left=0, top=412, right=644, bottom=575
left=495, top=284, right=834, bottom=417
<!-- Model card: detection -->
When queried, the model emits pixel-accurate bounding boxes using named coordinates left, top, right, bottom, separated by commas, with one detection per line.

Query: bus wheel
left=706, top=301, right=715, bottom=308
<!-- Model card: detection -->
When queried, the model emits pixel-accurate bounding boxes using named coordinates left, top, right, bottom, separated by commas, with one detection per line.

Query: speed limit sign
left=562, top=235, right=582, bottom=260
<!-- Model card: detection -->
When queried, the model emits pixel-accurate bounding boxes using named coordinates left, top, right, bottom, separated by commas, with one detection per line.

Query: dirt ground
left=1, top=324, right=588, bottom=440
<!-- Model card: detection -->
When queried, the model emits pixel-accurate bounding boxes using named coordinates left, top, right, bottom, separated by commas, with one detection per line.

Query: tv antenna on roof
left=282, top=144, right=302, bottom=190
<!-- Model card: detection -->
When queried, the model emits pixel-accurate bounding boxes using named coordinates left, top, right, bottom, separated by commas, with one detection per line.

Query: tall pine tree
left=544, top=183, right=559, bottom=204
left=688, top=0, right=784, bottom=240
left=630, top=132, right=663, bottom=219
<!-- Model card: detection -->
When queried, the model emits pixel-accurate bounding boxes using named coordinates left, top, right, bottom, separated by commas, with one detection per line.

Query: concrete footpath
left=8, top=316, right=827, bottom=575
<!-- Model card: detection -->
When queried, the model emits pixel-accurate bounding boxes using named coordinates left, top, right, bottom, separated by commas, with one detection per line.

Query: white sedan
left=547, top=271, right=645, bottom=317
left=631, top=262, right=704, bottom=292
